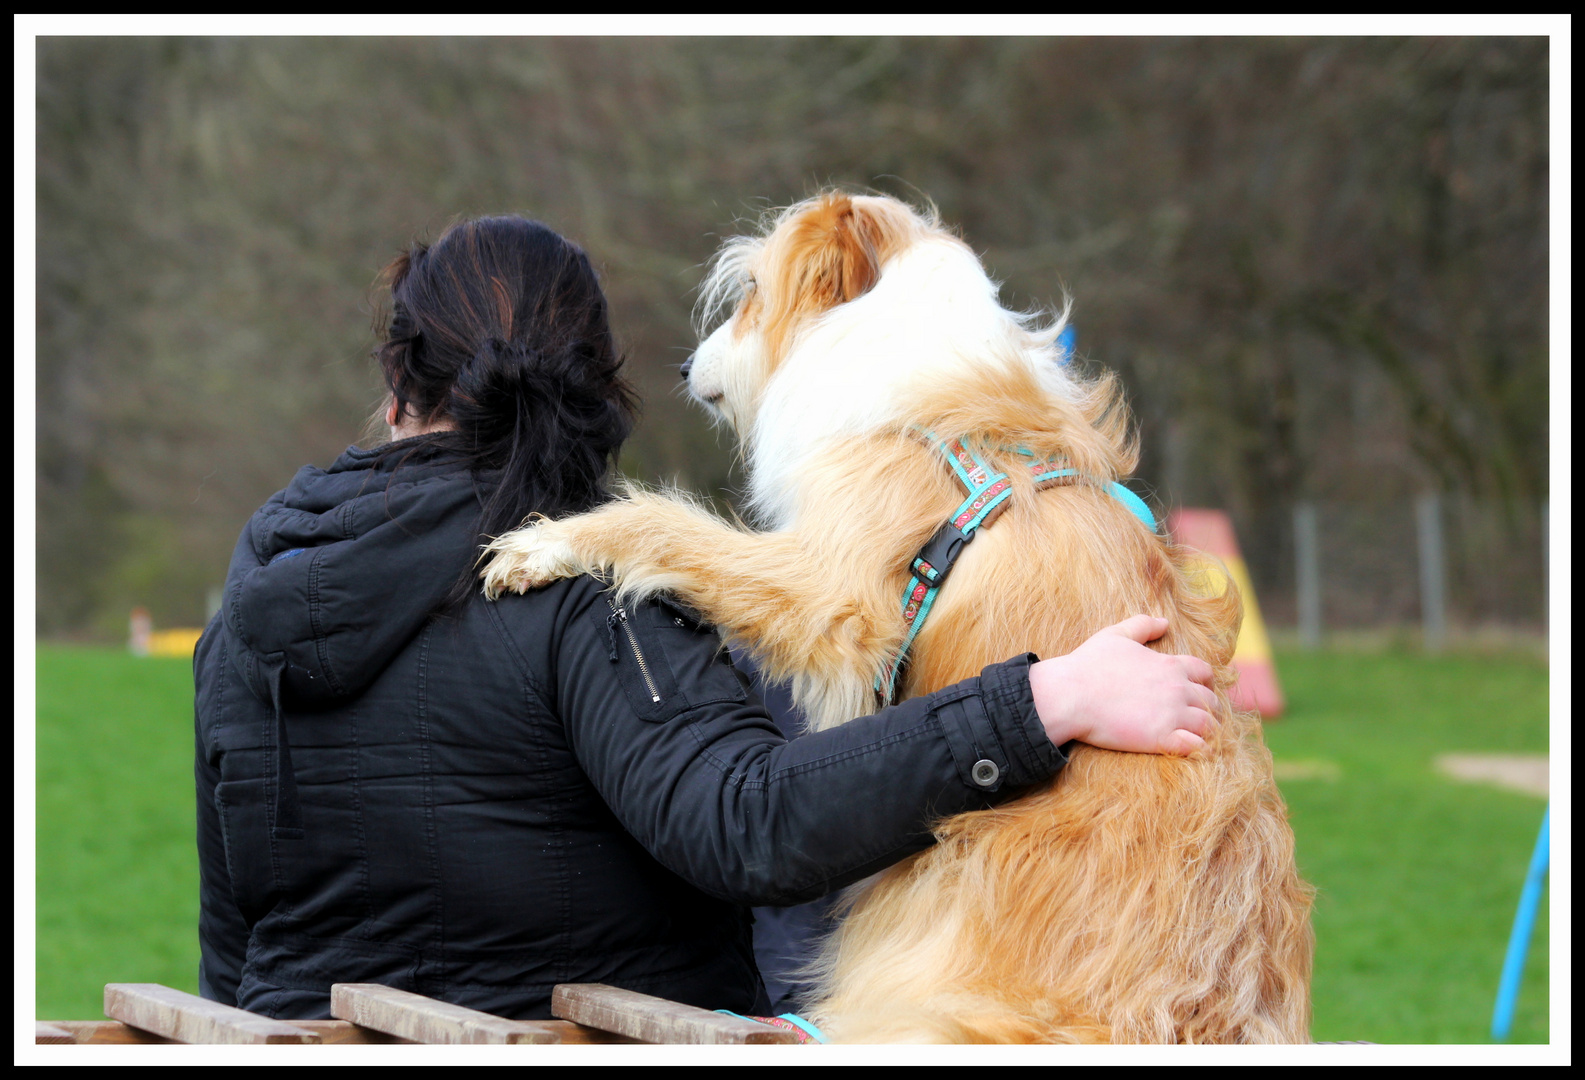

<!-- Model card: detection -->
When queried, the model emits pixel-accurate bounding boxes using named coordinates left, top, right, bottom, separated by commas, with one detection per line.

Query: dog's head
left=686, top=192, right=935, bottom=435
left=688, top=192, right=1121, bottom=528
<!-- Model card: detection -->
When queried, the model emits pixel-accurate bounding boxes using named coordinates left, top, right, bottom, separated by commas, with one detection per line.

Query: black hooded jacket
left=195, top=440, right=1068, bottom=1019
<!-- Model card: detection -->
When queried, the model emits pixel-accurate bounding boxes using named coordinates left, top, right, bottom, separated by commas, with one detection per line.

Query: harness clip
left=909, top=522, right=973, bottom=590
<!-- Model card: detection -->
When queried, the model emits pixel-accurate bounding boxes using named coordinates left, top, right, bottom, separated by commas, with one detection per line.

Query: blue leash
left=1491, top=805, right=1549, bottom=1041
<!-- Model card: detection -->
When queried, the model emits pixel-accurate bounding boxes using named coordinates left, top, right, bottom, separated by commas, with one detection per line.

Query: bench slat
left=551, top=983, right=799, bottom=1044
left=104, top=984, right=320, bottom=1044
left=38, top=1019, right=637, bottom=1045
left=330, top=983, right=560, bottom=1044
left=39, top=1021, right=171, bottom=1045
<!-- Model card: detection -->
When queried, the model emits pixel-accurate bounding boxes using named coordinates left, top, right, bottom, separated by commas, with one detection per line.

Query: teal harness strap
left=714, top=1010, right=828, bottom=1043
left=876, top=434, right=1010, bottom=705
left=876, top=434, right=1158, bottom=706
left=1017, top=447, right=1157, bottom=532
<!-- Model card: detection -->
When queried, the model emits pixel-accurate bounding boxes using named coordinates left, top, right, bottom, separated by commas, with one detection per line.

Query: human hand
left=1029, top=615, right=1217, bottom=757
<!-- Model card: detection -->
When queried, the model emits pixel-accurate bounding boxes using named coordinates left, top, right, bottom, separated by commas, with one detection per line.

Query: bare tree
left=35, top=38, right=1548, bottom=635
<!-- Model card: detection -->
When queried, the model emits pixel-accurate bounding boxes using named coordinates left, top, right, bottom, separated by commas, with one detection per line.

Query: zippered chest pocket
left=606, top=595, right=682, bottom=722
left=604, top=594, right=748, bottom=723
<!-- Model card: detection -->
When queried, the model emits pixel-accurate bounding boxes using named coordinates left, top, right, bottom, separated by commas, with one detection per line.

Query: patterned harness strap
left=876, top=431, right=1158, bottom=706
left=715, top=1010, right=828, bottom=1043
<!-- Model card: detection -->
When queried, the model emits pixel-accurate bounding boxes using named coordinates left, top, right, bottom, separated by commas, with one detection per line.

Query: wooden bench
left=37, top=981, right=804, bottom=1045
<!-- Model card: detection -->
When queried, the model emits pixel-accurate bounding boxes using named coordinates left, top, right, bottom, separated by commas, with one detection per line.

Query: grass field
left=33, top=642, right=1551, bottom=1042
left=1261, top=649, right=1550, bottom=1043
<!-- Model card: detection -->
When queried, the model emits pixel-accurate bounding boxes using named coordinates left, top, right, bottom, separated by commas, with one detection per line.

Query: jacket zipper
left=607, top=596, right=662, bottom=703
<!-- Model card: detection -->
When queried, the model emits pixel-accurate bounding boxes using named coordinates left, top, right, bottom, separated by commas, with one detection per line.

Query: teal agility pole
left=1491, top=805, right=1549, bottom=1041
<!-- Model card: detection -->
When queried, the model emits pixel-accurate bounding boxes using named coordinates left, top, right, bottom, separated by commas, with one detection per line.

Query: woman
left=194, top=215, right=1216, bottom=1020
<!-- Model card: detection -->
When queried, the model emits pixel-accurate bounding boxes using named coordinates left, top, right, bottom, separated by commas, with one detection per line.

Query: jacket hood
left=221, top=439, right=495, bottom=709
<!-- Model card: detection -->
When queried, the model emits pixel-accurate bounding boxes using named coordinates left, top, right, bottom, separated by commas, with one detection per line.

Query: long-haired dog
left=481, top=192, right=1314, bottom=1043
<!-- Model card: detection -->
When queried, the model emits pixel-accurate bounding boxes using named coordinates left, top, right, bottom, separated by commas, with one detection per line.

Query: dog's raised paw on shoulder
left=480, top=519, right=583, bottom=597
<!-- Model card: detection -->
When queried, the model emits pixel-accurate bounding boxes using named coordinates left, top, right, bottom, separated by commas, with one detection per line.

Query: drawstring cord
left=260, top=653, right=305, bottom=841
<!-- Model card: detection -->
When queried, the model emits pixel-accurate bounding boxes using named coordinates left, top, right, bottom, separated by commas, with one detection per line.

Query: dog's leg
left=480, top=490, right=771, bottom=600
left=481, top=491, right=899, bottom=726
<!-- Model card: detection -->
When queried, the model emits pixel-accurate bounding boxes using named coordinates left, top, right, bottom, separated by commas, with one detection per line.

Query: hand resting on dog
left=1031, top=614, right=1217, bottom=757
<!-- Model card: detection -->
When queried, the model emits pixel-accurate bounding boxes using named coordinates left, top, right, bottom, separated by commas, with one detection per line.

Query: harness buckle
left=909, top=522, right=973, bottom=589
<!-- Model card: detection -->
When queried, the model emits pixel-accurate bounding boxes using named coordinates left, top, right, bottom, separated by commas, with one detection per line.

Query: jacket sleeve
left=551, top=584, right=1068, bottom=907
left=194, top=627, right=250, bottom=1005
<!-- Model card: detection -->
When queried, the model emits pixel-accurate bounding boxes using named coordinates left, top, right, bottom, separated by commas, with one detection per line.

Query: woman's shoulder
left=484, top=571, right=609, bottom=613
left=476, top=572, right=611, bottom=656
left=488, top=575, right=714, bottom=633
left=481, top=574, right=724, bottom=686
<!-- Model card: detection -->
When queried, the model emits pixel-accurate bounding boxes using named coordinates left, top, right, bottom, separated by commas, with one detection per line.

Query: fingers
left=1178, top=704, right=1215, bottom=738
left=1039, top=617, right=1224, bottom=758
left=1109, top=614, right=1170, bottom=644
left=1178, top=654, right=1215, bottom=688
left=1164, top=696, right=1217, bottom=760
left=1189, top=681, right=1218, bottom=714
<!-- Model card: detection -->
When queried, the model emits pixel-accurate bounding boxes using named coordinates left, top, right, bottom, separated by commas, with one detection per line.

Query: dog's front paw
left=481, top=518, right=584, bottom=598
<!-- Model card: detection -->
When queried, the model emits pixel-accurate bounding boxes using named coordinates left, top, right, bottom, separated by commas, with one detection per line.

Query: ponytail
left=448, top=335, right=634, bottom=536
left=371, top=216, right=639, bottom=606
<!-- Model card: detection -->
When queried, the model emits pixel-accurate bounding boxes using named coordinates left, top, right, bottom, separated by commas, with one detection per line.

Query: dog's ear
left=750, top=193, right=912, bottom=366
left=785, top=193, right=891, bottom=310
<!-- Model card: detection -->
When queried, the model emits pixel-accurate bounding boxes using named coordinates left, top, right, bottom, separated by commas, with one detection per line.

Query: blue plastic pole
left=1055, top=324, right=1077, bottom=366
left=1491, top=805, right=1549, bottom=1041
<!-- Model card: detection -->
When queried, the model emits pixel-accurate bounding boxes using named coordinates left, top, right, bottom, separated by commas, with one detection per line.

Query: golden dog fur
left=481, top=192, right=1314, bottom=1043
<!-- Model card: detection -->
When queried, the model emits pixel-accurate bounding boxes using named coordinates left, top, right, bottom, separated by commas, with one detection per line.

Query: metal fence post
left=1416, top=493, right=1447, bottom=652
left=1294, top=502, right=1321, bottom=650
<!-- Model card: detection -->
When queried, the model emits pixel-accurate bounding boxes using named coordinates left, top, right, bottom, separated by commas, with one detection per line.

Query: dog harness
left=715, top=1010, right=828, bottom=1043
left=876, top=431, right=1159, bottom=705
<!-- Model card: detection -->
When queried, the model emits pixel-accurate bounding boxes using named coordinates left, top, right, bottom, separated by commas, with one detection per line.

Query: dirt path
left=1434, top=755, right=1549, bottom=798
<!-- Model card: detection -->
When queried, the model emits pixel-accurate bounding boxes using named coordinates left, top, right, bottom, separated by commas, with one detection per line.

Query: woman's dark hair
left=373, top=215, right=639, bottom=599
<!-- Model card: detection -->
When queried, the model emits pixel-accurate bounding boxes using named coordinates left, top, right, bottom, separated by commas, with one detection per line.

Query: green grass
left=35, top=646, right=203, bottom=1021
left=34, top=643, right=1551, bottom=1041
left=1263, top=648, right=1550, bottom=1044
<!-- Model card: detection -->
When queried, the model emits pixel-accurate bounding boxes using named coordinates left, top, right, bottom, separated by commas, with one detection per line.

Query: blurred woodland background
left=35, top=37, right=1549, bottom=639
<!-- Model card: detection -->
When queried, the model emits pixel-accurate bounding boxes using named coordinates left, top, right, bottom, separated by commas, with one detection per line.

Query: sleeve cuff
left=934, top=654, right=1068, bottom=794
left=979, top=653, right=1068, bottom=787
